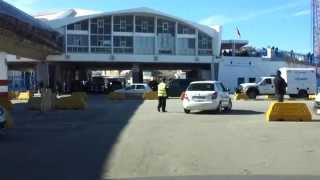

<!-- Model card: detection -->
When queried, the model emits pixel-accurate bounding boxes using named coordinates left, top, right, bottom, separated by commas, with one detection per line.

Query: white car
left=0, top=105, right=6, bottom=129
left=314, top=92, right=320, bottom=114
left=182, top=81, right=232, bottom=114
left=115, top=83, right=152, bottom=95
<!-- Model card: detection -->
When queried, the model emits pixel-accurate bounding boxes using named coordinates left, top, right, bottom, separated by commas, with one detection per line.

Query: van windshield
left=188, top=83, right=215, bottom=91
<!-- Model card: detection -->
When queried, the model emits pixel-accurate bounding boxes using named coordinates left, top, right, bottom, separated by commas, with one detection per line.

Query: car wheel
left=224, top=99, right=232, bottom=112
left=247, top=90, right=257, bottom=99
left=216, top=102, right=223, bottom=113
left=298, top=90, right=308, bottom=99
left=184, top=109, right=191, bottom=114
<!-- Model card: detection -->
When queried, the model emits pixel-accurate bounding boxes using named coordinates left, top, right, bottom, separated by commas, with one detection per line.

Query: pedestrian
left=157, top=78, right=168, bottom=112
left=274, top=70, right=287, bottom=102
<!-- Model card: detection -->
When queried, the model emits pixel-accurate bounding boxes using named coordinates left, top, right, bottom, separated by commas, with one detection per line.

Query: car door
left=260, top=78, right=274, bottom=94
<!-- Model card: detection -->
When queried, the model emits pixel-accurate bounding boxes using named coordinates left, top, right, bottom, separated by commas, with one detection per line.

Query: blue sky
left=6, top=0, right=311, bottom=53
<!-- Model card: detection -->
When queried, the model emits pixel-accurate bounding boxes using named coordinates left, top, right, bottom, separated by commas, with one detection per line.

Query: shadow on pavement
left=194, top=109, right=264, bottom=115
left=0, top=95, right=143, bottom=180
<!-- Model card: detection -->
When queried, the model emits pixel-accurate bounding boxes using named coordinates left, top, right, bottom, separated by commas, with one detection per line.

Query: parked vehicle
left=240, top=68, right=317, bottom=99
left=168, top=79, right=192, bottom=97
left=182, top=81, right=232, bottom=114
left=90, top=76, right=106, bottom=93
left=115, top=83, right=152, bottom=95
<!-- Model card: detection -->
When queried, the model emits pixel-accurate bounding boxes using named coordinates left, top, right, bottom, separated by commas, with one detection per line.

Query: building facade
left=43, top=8, right=221, bottom=82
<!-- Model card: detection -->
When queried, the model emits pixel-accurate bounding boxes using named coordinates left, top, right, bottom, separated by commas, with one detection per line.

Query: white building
left=35, top=7, right=222, bottom=84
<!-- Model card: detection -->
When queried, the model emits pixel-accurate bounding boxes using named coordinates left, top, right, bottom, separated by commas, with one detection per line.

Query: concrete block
left=72, top=92, right=88, bottom=102
left=28, top=97, right=42, bottom=110
left=234, top=93, right=248, bottom=100
left=143, top=91, right=158, bottom=100
left=17, top=91, right=31, bottom=100
left=266, top=102, right=312, bottom=122
left=55, top=95, right=87, bottom=110
left=108, top=92, right=126, bottom=100
left=0, top=96, right=12, bottom=110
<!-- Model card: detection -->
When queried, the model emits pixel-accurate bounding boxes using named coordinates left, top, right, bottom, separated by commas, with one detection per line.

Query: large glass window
left=67, top=35, right=89, bottom=53
left=135, top=16, right=155, bottom=33
left=134, top=37, right=155, bottom=55
left=91, top=16, right=111, bottom=35
left=67, top=20, right=89, bottom=31
left=113, top=36, right=133, bottom=54
left=177, top=38, right=195, bottom=55
left=157, top=19, right=175, bottom=35
left=91, top=35, right=111, bottom=54
left=198, top=32, right=213, bottom=55
left=158, top=34, right=175, bottom=55
left=178, top=24, right=195, bottom=34
left=113, top=16, right=134, bottom=32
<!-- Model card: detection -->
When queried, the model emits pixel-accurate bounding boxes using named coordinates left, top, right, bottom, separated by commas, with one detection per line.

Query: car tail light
left=212, top=92, right=218, bottom=99
left=184, top=93, right=190, bottom=101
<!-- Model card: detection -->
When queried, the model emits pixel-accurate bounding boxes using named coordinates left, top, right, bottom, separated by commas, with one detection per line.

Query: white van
left=240, top=68, right=317, bottom=99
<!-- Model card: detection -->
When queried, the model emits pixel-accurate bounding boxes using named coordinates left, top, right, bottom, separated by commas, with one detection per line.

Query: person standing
left=157, top=78, right=168, bottom=112
left=274, top=70, right=287, bottom=102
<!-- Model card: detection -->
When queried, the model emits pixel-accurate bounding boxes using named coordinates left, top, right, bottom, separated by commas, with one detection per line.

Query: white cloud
left=200, top=1, right=302, bottom=26
left=293, top=9, right=310, bottom=17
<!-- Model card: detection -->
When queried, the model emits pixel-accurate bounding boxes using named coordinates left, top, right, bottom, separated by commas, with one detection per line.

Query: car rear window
left=136, top=85, right=145, bottom=90
left=188, top=83, right=215, bottom=91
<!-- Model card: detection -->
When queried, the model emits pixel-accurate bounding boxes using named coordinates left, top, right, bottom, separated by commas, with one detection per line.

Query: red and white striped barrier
left=0, top=52, right=8, bottom=99
left=0, top=80, right=8, bottom=97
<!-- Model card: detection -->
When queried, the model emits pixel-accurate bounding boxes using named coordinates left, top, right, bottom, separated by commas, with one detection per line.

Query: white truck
left=240, top=68, right=317, bottom=99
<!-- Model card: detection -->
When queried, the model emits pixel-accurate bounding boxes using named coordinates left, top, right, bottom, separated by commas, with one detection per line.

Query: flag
left=236, top=26, right=241, bottom=39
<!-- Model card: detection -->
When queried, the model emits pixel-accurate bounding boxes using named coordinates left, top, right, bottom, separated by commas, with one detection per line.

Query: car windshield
left=188, top=83, right=214, bottom=91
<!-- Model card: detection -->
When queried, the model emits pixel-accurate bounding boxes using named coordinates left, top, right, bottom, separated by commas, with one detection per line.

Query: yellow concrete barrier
left=28, top=96, right=42, bottom=110
left=17, top=91, right=31, bottom=100
left=55, top=95, right=87, bottom=110
left=309, top=95, right=316, bottom=100
left=72, top=92, right=88, bottom=102
left=143, top=91, right=158, bottom=100
left=9, top=91, right=19, bottom=100
left=234, top=93, right=248, bottom=100
left=108, top=92, right=126, bottom=100
left=266, top=102, right=312, bottom=122
left=4, top=108, right=14, bottom=129
left=0, top=96, right=12, bottom=110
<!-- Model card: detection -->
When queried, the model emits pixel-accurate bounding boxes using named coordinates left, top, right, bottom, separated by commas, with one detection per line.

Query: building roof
left=42, top=7, right=220, bottom=38
left=34, top=8, right=100, bottom=21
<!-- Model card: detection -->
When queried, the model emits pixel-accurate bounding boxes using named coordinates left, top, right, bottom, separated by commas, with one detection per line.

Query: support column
left=0, top=52, right=10, bottom=110
left=132, top=64, right=143, bottom=83
left=210, top=62, right=219, bottom=81
left=36, top=62, right=49, bottom=88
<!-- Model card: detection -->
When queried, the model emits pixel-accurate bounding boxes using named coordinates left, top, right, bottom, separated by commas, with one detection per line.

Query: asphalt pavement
left=1, top=96, right=320, bottom=180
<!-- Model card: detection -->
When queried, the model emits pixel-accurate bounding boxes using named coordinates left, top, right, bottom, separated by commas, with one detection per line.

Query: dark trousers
left=277, top=94, right=284, bottom=102
left=158, top=96, right=167, bottom=112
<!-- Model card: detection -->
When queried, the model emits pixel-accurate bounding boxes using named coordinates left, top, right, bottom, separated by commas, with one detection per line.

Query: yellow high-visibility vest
left=158, top=82, right=167, bottom=97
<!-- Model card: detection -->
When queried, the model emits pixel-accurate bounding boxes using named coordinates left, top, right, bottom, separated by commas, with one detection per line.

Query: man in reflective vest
left=157, top=78, right=168, bottom=112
